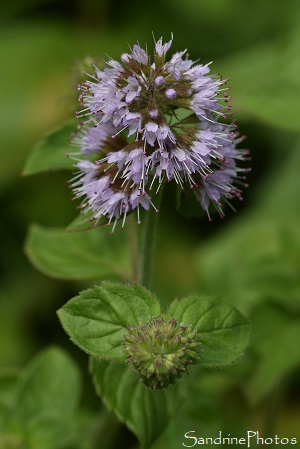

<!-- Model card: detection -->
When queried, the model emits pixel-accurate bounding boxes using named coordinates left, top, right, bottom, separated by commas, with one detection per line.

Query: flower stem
left=138, top=185, right=164, bottom=289
left=127, top=214, right=139, bottom=283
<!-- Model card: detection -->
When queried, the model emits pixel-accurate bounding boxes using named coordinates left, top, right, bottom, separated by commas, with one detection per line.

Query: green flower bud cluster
left=123, top=317, right=201, bottom=390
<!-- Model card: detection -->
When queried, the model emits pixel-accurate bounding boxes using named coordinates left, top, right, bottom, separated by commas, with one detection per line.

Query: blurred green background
left=1, top=0, right=300, bottom=447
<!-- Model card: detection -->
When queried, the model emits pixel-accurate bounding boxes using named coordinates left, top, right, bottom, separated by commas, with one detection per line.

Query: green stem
left=138, top=185, right=164, bottom=289
left=127, top=214, right=139, bottom=283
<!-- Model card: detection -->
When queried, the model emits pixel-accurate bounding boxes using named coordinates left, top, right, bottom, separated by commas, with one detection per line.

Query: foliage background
left=1, top=0, right=300, bottom=447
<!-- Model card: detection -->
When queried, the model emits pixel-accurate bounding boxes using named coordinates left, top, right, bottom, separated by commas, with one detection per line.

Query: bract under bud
left=123, top=317, right=201, bottom=389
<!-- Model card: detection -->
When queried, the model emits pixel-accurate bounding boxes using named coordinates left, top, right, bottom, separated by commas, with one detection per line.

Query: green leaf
left=15, top=347, right=81, bottom=424
left=57, top=282, right=160, bottom=361
left=90, top=359, right=181, bottom=449
left=23, top=120, right=77, bottom=175
left=168, top=295, right=250, bottom=366
left=151, top=382, right=221, bottom=449
left=25, top=224, right=130, bottom=281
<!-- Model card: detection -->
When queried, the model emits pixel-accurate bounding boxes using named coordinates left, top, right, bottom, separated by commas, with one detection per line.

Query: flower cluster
left=68, top=36, right=249, bottom=231
left=123, top=317, right=201, bottom=390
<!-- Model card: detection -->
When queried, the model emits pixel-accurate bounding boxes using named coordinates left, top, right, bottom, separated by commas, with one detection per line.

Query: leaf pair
left=58, top=281, right=250, bottom=366
left=58, top=281, right=250, bottom=448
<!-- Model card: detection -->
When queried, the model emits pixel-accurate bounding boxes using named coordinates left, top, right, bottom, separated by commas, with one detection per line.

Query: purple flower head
left=71, top=36, right=249, bottom=230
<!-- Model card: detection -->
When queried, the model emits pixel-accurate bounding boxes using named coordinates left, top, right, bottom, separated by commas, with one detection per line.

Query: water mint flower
left=70, top=36, right=249, bottom=230
left=123, top=76, right=142, bottom=103
left=123, top=317, right=201, bottom=390
left=155, top=36, right=173, bottom=57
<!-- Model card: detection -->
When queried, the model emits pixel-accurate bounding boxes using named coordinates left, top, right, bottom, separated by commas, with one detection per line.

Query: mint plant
left=22, top=36, right=251, bottom=449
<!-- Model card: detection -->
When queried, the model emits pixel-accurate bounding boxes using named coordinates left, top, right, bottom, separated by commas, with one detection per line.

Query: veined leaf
left=57, top=282, right=160, bottom=361
left=168, top=295, right=251, bottom=366
left=25, top=224, right=130, bottom=281
left=90, top=359, right=181, bottom=449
